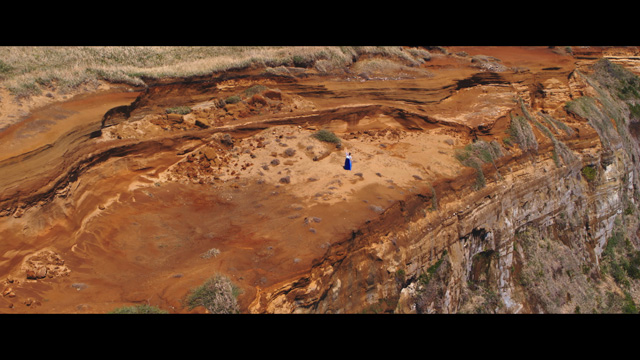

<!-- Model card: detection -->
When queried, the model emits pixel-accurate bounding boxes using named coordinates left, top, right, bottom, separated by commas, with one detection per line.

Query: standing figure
left=344, top=151, right=352, bottom=170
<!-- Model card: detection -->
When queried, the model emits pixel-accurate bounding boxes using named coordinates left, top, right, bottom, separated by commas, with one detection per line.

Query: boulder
left=21, top=250, right=70, bottom=280
left=166, top=113, right=184, bottom=123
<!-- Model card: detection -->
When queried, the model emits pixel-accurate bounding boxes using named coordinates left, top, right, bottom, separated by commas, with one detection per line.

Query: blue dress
left=344, top=156, right=352, bottom=170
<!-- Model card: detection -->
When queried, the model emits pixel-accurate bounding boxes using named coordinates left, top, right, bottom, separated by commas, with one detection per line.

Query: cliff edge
left=1, top=46, right=640, bottom=314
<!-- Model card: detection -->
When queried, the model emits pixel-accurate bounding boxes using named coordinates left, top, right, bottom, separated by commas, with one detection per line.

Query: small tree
left=185, top=274, right=241, bottom=314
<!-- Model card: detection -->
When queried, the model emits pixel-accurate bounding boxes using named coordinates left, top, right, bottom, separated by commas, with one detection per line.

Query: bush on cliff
left=507, top=114, right=538, bottom=152
left=184, top=274, right=241, bottom=314
left=581, top=165, right=597, bottom=182
left=454, top=140, right=503, bottom=190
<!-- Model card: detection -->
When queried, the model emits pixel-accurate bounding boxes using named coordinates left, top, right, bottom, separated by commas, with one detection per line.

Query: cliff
left=247, top=48, right=640, bottom=314
left=2, top=46, right=640, bottom=314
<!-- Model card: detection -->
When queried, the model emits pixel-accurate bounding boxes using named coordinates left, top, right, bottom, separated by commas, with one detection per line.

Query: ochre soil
left=0, top=46, right=616, bottom=313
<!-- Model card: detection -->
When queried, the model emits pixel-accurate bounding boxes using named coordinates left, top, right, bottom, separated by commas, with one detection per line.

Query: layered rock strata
left=3, top=47, right=640, bottom=314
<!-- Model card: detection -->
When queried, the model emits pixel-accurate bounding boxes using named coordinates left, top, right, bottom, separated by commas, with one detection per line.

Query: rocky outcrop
left=248, top=58, right=640, bottom=314
left=4, top=47, right=640, bottom=314
left=21, top=250, right=70, bottom=280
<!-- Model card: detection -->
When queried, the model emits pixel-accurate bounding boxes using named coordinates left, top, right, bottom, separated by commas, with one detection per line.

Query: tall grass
left=454, top=139, right=503, bottom=190
left=0, top=46, right=432, bottom=97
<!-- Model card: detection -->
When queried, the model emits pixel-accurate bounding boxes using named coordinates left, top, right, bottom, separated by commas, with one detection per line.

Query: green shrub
left=292, top=55, right=311, bottom=68
left=624, top=251, right=640, bottom=280
left=624, top=203, right=635, bottom=215
left=418, top=251, right=447, bottom=286
left=0, top=59, right=12, bottom=77
left=185, top=274, right=241, bottom=314
left=225, top=95, right=242, bottom=104
left=623, top=292, right=638, bottom=314
left=109, top=304, right=168, bottom=314
left=600, top=228, right=640, bottom=290
left=629, top=103, right=640, bottom=119
left=581, top=165, right=597, bottom=182
left=312, top=129, right=341, bottom=144
left=244, top=84, right=268, bottom=97
left=165, top=106, right=192, bottom=115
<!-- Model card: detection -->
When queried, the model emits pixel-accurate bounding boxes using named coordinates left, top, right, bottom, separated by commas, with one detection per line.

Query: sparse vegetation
left=540, top=112, right=574, bottom=137
left=454, top=140, right=503, bottom=190
left=414, top=251, right=451, bottom=313
left=566, top=96, right=619, bottom=149
left=512, top=226, right=602, bottom=313
left=0, top=59, right=12, bottom=78
left=622, top=291, right=639, bottom=314
left=244, top=84, right=268, bottom=97
left=0, top=46, right=435, bottom=98
left=507, top=110, right=538, bottom=153
left=523, top=107, right=576, bottom=168
left=312, top=129, right=341, bottom=144
left=165, top=106, right=191, bottom=115
left=581, top=165, right=597, bottom=182
left=566, top=59, right=640, bottom=155
left=429, top=183, right=437, bottom=211
left=601, top=224, right=640, bottom=290
left=225, top=95, right=242, bottom=104
left=184, top=274, right=241, bottom=314
left=109, top=304, right=169, bottom=314
left=418, top=251, right=447, bottom=286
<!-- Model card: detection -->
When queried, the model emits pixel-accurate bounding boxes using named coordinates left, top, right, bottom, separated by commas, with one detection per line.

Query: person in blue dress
left=344, top=151, right=352, bottom=170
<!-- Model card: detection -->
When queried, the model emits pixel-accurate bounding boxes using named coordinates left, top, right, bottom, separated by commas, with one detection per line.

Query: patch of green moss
left=581, top=165, right=597, bottom=182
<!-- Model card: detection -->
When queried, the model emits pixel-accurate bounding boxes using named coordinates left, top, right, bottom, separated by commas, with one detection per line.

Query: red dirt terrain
left=0, top=46, right=627, bottom=313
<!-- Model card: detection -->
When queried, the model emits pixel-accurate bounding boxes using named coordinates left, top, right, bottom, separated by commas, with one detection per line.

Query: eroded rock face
left=247, top=57, right=640, bottom=314
left=4, top=47, right=640, bottom=314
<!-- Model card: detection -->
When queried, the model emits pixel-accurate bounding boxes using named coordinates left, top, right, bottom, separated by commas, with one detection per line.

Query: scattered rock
left=71, top=283, right=88, bottom=291
left=2, top=287, right=15, bottom=297
left=279, top=176, right=291, bottom=184
left=220, top=133, right=234, bottom=147
left=201, top=146, right=219, bottom=162
left=22, top=250, right=70, bottom=280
